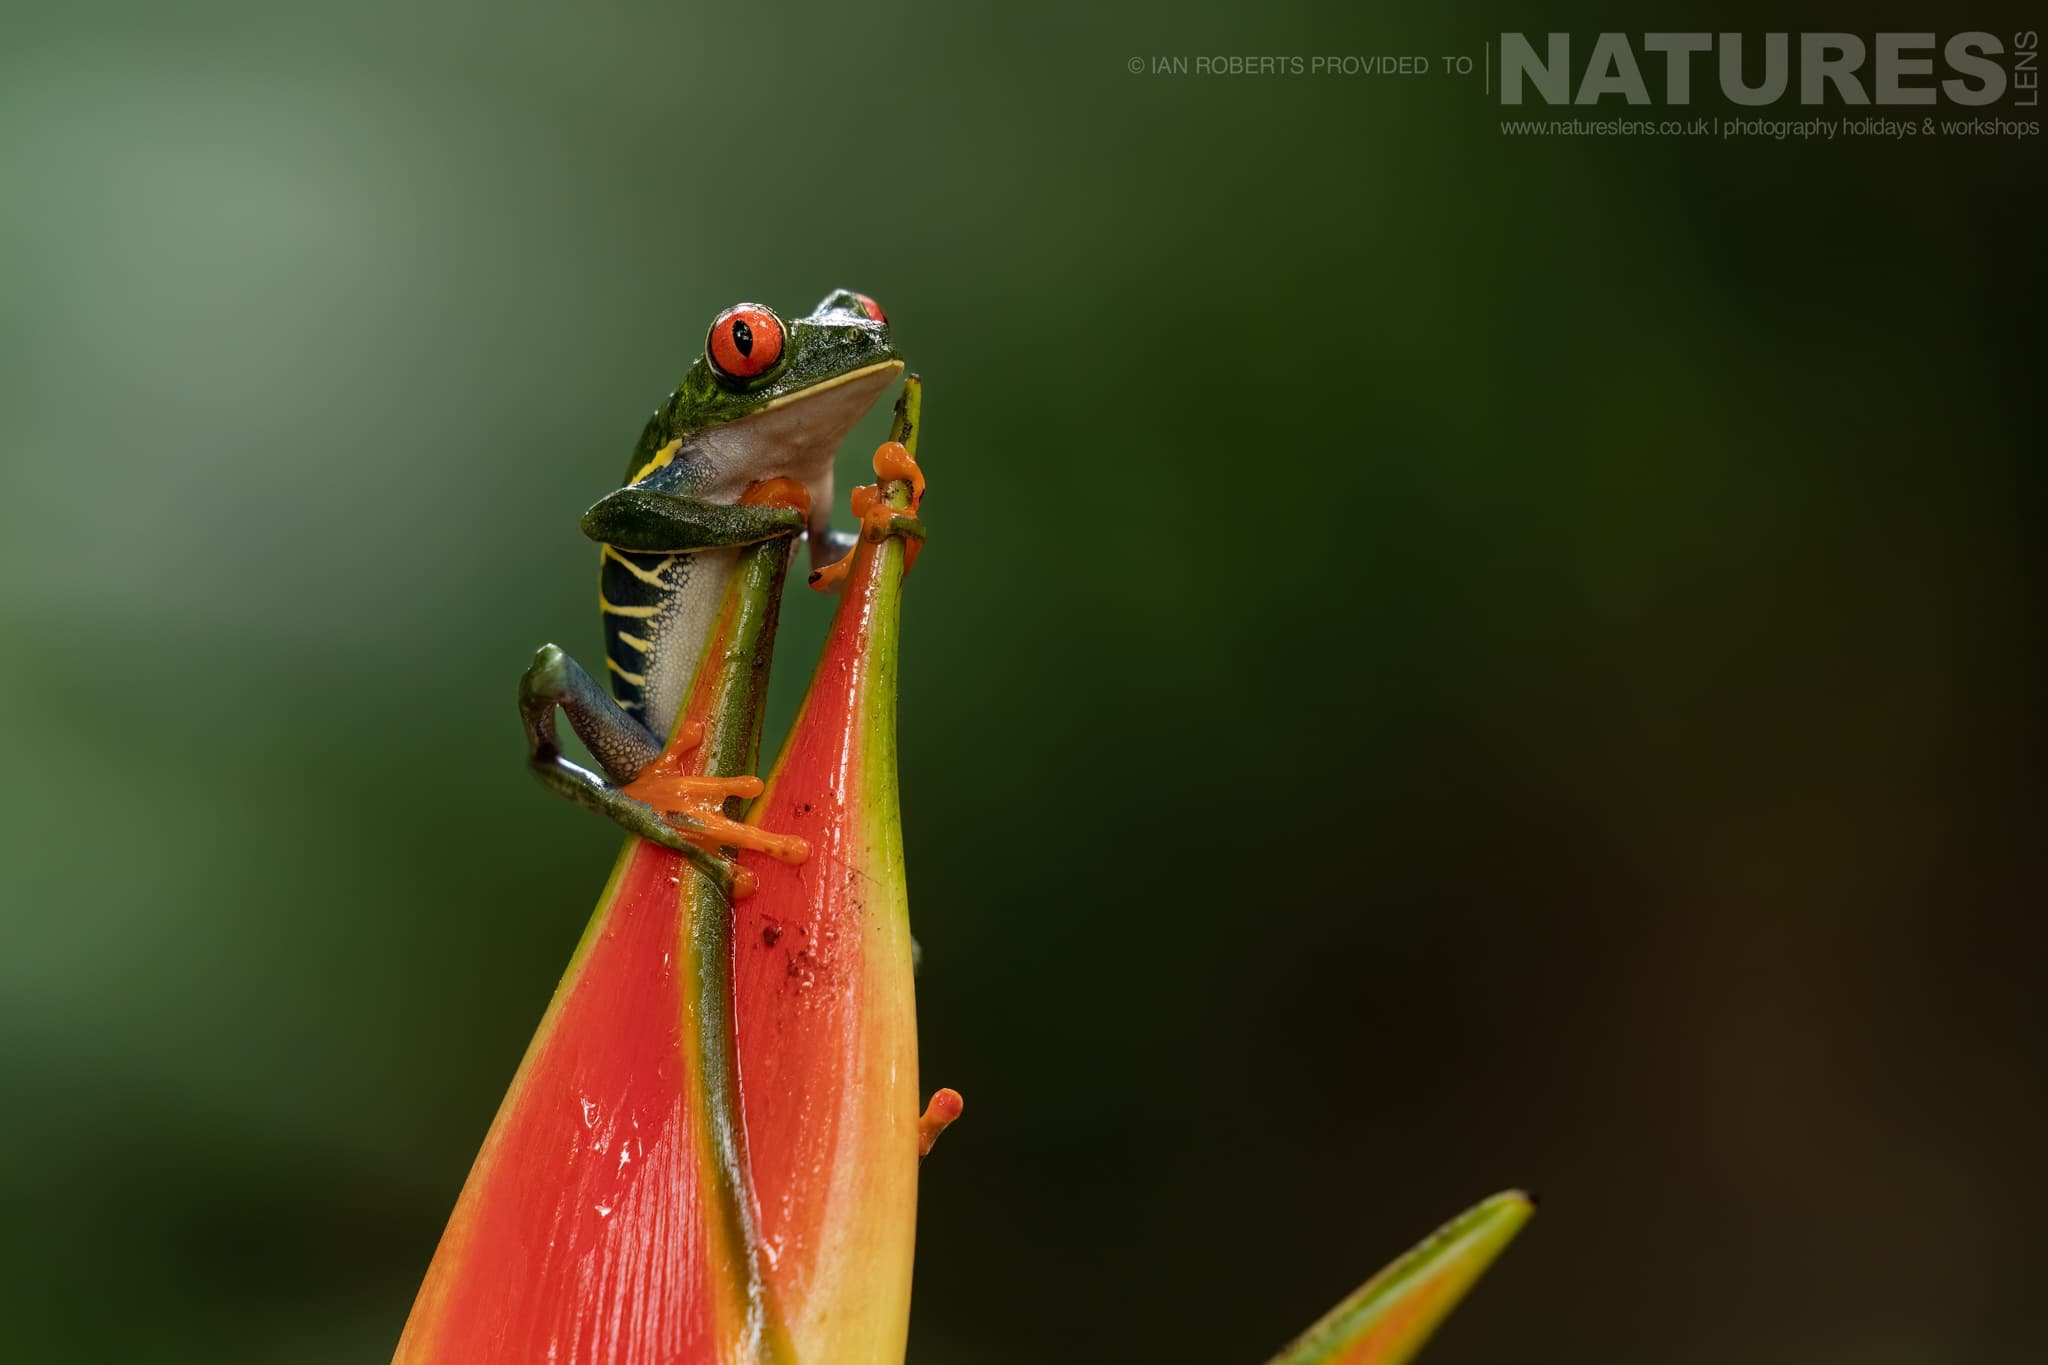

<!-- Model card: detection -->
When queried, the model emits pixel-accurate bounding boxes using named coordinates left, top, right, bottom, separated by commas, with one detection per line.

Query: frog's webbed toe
left=808, top=439, right=928, bottom=591
left=618, top=719, right=809, bottom=898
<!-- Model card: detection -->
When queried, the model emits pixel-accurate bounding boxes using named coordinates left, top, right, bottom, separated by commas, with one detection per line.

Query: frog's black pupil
left=731, top=319, right=754, bottom=357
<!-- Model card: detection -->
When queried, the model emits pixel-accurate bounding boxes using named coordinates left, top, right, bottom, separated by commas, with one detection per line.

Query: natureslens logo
left=1497, top=32, right=2039, bottom=106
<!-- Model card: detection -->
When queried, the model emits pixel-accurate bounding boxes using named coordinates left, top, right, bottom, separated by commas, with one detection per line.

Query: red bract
left=727, top=466, right=925, bottom=1360
left=392, top=838, right=738, bottom=1362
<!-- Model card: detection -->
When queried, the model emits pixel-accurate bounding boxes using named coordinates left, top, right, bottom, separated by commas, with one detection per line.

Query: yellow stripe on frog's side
left=599, top=594, right=661, bottom=619
left=602, top=544, right=678, bottom=586
left=615, top=631, right=651, bottom=654
left=628, top=436, right=684, bottom=486
left=605, top=657, right=647, bottom=686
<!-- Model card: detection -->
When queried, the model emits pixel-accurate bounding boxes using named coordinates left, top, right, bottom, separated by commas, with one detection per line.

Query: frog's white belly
left=640, top=545, right=739, bottom=742
left=598, top=544, right=738, bottom=744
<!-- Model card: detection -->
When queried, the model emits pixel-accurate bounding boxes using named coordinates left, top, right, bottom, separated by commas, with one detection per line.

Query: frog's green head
left=627, top=290, right=903, bottom=495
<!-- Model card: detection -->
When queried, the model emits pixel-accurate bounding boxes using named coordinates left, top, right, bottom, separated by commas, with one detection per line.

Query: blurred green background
left=2, top=1, right=2037, bottom=1361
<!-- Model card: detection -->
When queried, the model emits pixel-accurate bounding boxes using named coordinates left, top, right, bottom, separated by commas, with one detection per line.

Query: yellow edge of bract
left=1268, top=1191, right=1534, bottom=1365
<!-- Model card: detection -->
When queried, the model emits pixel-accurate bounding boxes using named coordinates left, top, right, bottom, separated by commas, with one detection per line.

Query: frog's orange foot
left=871, top=439, right=925, bottom=508
left=809, top=440, right=928, bottom=591
left=620, top=719, right=808, bottom=896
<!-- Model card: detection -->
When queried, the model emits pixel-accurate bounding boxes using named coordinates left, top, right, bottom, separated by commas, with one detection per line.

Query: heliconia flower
left=392, top=375, right=1524, bottom=1365
left=393, top=385, right=940, bottom=1365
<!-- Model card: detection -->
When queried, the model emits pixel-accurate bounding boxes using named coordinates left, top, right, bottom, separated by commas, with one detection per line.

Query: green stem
left=679, top=534, right=800, bottom=1361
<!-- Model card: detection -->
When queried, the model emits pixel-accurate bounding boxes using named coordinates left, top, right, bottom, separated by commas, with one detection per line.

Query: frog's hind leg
left=517, top=643, right=804, bottom=896
left=518, top=644, right=724, bottom=875
left=520, top=643, right=664, bottom=783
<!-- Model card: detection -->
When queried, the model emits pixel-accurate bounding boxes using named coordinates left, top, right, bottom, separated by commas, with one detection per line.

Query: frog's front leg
left=592, top=478, right=856, bottom=579
left=580, top=488, right=805, bottom=552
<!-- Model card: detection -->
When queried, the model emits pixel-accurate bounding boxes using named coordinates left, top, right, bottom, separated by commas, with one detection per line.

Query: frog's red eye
left=706, top=303, right=785, bottom=382
left=852, top=292, right=886, bottom=323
